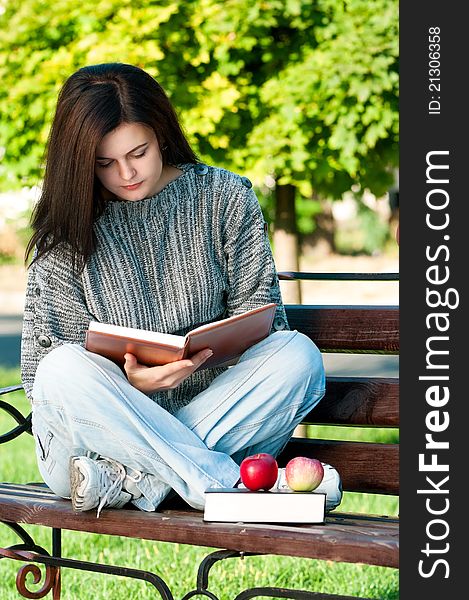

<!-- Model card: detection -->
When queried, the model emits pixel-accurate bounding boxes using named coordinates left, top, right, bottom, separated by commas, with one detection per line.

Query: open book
left=203, top=488, right=326, bottom=524
left=85, top=303, right=277, bottom=370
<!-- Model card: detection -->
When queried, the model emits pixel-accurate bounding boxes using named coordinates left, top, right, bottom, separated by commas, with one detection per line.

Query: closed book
left=85, top=303, right=277, bottom=371
left=203, top=488, right=326, bottom=524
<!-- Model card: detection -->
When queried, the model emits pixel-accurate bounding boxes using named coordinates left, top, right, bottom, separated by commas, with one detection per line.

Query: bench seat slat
left=308, top=377, right=399, bottom=427
left=278, top=440, right=399, bottom=495
left=0, top=483, right=398, bottom=568
left=284, top=306, right=399, bottom=353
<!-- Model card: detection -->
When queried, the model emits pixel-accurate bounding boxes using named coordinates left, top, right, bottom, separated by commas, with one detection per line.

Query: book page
left=87, top=322, right=185, bottom=348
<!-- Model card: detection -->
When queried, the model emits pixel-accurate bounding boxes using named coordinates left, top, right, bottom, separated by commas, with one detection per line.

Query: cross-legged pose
left=21, top=63, right=342, bottom=517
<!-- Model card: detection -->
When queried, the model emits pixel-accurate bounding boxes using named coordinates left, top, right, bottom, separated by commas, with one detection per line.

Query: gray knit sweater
left=21, top=164, right=289, bottom=413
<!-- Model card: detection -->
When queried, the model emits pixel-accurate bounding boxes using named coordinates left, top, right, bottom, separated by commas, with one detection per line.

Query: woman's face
left=95, top=122, right=165, bottom=201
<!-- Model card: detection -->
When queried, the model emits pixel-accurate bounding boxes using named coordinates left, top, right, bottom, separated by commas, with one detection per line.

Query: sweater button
left=37, top=334, right=52, bottom=348
left=34, top=287, right=41, bottom=296
left=273, top=317, right=287, bottom=331
left=194, top=164, right=209, bottom=176
left=240, top=176, right=252, bottom=189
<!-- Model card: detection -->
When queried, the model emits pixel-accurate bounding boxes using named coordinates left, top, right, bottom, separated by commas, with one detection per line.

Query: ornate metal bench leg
left=0, top=523, right=61, bottom=599
left=1, top=523, right=174, bottom=599
left=2, top=550, right=174, bottom=600
left=180, top=548, right=373, bottom=600
left=0, top=398, right=32, bottom=444
left=181, top=550, right=261, bottom=600
left=13, top=553, right=61, bottom=600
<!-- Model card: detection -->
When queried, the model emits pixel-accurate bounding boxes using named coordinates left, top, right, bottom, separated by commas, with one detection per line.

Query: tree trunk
left=273, top=183, right=302, bottom=304
left=302, top=195, right=337, bottom=259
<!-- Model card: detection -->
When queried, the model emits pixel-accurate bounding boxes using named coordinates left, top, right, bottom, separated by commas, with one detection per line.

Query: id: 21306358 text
left=428, top=26, right=441, bottom=115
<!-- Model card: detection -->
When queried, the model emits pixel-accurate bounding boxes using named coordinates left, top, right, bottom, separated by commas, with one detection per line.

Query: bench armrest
left=0, top=383, right=31, bottom=443
left=0, top=384, right=24, bottom=396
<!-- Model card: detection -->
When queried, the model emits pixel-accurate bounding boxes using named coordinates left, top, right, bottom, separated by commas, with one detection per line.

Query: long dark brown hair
left=26, top=63, right=198, bottom=272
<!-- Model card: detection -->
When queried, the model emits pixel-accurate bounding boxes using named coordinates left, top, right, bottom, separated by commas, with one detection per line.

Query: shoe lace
left=96, top=458, right=127, bottom=518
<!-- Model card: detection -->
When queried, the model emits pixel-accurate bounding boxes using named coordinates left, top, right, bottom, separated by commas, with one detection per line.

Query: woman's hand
left=123, top=349, right=213, bottom=395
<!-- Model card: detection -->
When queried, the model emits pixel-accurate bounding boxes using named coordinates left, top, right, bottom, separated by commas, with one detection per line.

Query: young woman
left=21, top=63, right=342, bottom=517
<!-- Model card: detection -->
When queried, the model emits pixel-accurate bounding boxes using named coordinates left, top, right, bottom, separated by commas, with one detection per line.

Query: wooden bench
left=0, top=272, right=399, bottom=599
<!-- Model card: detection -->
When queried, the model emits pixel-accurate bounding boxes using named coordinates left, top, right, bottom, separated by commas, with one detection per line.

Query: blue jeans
left=31, top=330, right=325, bottom=511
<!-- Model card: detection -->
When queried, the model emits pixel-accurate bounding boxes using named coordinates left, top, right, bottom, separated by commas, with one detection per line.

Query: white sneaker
left=69, top=456, right=141, bottom=518
left=275, top=462, right=343, bottom=512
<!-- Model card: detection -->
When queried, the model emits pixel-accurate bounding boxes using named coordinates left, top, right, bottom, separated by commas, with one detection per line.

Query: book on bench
left=203, top=488, right=326, bottom=524
left=85, top=303, right=277, bottom=371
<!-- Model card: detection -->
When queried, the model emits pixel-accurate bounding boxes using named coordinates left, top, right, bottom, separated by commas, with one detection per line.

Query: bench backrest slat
left=307, top=376, right=399, bottom=427
left=285, top=306, right=399, bottom=353
left=278, top=439, right=399, bottom=495
left=282, top=303, right=399, bottom=498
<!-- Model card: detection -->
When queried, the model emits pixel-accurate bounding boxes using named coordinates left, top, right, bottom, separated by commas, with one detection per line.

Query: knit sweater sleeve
left=221, top=182, right=289, bottom=331
left=20, top=250, right=95, bottom=402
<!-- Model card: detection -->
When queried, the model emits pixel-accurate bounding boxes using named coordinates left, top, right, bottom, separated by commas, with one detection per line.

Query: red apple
left=285, top=457, right=324, bottom=492
left=239, top=453, right=279, bottom=491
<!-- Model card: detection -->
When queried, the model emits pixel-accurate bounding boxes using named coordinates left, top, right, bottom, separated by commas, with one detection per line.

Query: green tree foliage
left=0, top=0, right=180, bottom=189
left=0, top=0, right=398, bottom=204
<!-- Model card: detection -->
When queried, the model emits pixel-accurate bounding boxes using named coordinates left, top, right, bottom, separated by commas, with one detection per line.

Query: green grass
left=0, top=367, right=399, bottom=599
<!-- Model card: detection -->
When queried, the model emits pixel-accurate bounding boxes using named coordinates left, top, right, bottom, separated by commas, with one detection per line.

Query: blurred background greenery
left=0, top=0, right=399, bottom=302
